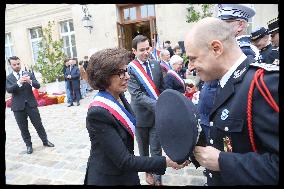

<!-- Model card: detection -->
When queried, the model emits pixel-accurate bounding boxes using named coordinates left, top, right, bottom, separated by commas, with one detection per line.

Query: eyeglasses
left=114, top=68, right=128, bottom=79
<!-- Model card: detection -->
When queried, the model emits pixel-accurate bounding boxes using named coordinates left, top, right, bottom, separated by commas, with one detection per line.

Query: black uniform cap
left=155, top=89, right=200, bottom=164
left=267, top=16, right=279, bottom=34
left=251, top=27, right=268, bottom=41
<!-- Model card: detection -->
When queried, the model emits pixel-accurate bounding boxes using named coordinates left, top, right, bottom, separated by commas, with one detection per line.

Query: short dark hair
left=132, top=35, right=149, bottom=50
left=64, top=58, right=69, bottom=64
left=86, top=48, right=131, bottom=90
left=165, top=40, right=171, bottom=44
left=79, top=61, right=84, bottom=65
left=8, top=56, right=20, bottom=64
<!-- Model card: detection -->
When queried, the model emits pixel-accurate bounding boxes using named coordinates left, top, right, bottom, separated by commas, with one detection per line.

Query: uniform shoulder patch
left=250, top=62, right=279, bottom=71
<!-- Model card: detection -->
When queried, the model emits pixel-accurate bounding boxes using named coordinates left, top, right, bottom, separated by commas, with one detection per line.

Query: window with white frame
left=60, top=20, right=77, bottom=58
left=5, top=33, right=14, bottom=75
left=29, top=27, right=43, bottom=65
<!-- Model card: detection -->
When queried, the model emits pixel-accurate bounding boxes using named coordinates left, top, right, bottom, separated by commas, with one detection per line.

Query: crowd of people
left=6, top=4, right=278, bottom=186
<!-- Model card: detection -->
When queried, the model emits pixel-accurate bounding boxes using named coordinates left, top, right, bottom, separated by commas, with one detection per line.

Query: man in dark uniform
left=267, top=16, right=279, bottom=65
left=217, top=4, right=260, bottom=60
left=185, top=17, right=278, bottom=185
left=6, top=56, right=55, bottom=154
left=251, top=27, right=273, bottom=63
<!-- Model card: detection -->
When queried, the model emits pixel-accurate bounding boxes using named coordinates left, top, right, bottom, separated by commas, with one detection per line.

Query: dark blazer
left=6, top=71, right=40, bottom=111
left=65, top=65, right=80, bottom=91
left=128, top=59, right=164, bottom=128
left=163, top=72, right=185, bottom=93
left=84, top=93, right=166, bottom=185
left=206, top=57, right=279, bottom=185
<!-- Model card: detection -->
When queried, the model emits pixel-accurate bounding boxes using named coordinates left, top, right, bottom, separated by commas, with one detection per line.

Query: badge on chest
left=223, top=136, right=233, bottom=152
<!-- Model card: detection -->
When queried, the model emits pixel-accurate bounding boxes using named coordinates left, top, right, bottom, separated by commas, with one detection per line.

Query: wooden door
left=149, top=18, right=157, bottom=47
left=117, top=22, right=126, bottom=48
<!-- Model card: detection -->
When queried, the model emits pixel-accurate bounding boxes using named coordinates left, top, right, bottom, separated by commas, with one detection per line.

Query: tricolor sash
left=88, top=91, right=136, bottom=139
left=167, top=70, right=185, bottom=90
left=128, top=60, right=160, bottom=100
left=160, top=61, right=172, bottom=72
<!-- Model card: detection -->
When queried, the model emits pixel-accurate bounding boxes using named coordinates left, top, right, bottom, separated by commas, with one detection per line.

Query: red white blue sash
left=88, top=91, right=136, bottom=139
left=160, top=61, right=172, bottom=72
left=167, top=70, right=185, bottom=90
left=128, top=60, right=160, bottom=100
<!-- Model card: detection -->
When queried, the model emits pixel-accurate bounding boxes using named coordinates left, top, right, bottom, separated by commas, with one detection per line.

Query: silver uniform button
left=224, top=127, right=229, bottom=131
left=210, top=139, right=214, bottom=144
left=209, top=173, right=213, bottom=178
left=210, top=122, right=213, bottom=127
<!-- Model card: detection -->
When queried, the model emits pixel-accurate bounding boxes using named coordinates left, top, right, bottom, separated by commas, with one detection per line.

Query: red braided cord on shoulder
left=254, top=69, right=279, bottom=112
left=247, top=68, right=279, bottom=152
left=259, top=72, right=279, bottom=112
left=247, top=69, right=261, bottom=152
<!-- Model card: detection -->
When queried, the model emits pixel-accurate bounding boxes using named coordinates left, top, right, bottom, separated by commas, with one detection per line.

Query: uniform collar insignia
left=233, top=67, right=247, bottom=79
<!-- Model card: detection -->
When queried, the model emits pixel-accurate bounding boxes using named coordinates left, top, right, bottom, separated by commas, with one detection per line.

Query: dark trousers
left=13, top=103, right=48, bottom=147
left=135, top=126, right=162, bottom=182
left=70, top=88, right=81, bottom=103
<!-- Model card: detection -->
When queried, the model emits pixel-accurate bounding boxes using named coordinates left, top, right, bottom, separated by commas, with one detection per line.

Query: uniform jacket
left=258, top=44, right=273, bottom=63
left=206, top=57, right=279, bottom=185
left=65, top=65, right=80, bottom=91
left=6, top=71, right=40, bottom=111
left=127, top=59, right=164, bottom=128
left=266, top=47, right=279, bottom=65
left=84, top=93, right=166, bottom=185
left=163, top=71, right=185, bottom=93
left=237, top=35, right=259, bottom=60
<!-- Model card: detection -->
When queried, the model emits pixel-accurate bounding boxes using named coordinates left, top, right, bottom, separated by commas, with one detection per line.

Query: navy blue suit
left=205, top=57, right=279, bottom=185
left=65, top=65, right=81, bottom=103
left=197, top=80, right=218, bottom=140
left=163, top=72, right=185, bottom=93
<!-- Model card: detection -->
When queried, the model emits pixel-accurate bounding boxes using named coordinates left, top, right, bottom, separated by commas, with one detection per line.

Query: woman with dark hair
left=84, top=48, right=189, bottom=185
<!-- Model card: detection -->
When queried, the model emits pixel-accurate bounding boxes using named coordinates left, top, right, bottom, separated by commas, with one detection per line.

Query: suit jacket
left=65, top=65, right=80, bottom=90
left=163, top=72, right=185, bottom=93
left=127, top=59, right=164, bottom=127
left=84, top=93, right=166, bottom=185
left=206, top=57, right=279, bottom=185
left=6, top=71, right=40, bottom=111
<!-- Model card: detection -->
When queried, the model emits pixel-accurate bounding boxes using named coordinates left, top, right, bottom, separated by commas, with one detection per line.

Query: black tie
left=144, top=61, right=152, bottom=79
left=17, top=72, right=20, bottom=80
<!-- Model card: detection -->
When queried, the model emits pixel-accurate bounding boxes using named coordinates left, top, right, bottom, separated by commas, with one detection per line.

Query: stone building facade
left=5, top=4, right=278, bottom=75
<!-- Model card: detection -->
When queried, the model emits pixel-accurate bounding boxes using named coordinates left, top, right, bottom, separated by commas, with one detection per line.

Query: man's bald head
left=185, top=17, right=236, bottom=51
left=184, top=17, right=243, bottom=81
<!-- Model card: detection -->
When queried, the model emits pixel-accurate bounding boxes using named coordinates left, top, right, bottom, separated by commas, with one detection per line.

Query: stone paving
left=5, top=90, right=206, bottom=185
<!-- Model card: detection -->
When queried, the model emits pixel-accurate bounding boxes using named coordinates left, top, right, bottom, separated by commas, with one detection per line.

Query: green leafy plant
left=186, top=4, right=214, bottom=23
left=34, top=21, right=66, bottom=83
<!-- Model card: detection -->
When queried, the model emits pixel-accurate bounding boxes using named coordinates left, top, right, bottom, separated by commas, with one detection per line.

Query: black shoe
left=27, top=146, right=33, bottom=154
left=43, top=141, right=55, bottom=147
left=77, top=102, right=80, bottom=106
left=67, top=103, right=73, bottom=107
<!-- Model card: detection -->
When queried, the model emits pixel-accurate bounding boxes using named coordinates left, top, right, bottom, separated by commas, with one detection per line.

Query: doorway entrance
left=124, top=21, right=150, bottom=50
left=117, top=19, right=157, bottom=51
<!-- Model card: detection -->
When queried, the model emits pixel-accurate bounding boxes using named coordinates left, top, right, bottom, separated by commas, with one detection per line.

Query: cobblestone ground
left=5, top=90, right=206, bottom=185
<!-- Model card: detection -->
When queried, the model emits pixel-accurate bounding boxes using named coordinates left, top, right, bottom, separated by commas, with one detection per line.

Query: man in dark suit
left=127, top=35, right=164, bottom=186
left=6, top=56, right=54, bottom=154
left=65, top=58, right=81, bottom=106
left=185, top=17, right=278, bottom=185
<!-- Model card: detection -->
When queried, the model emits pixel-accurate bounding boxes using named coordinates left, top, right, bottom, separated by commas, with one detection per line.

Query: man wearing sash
left=127, top=35, right=165, bottom=186
left=163, top=55, right=186, bottom=93
left=84, top=48, right=188, bottom=185
left=159, top=49, right=172, bottom=78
